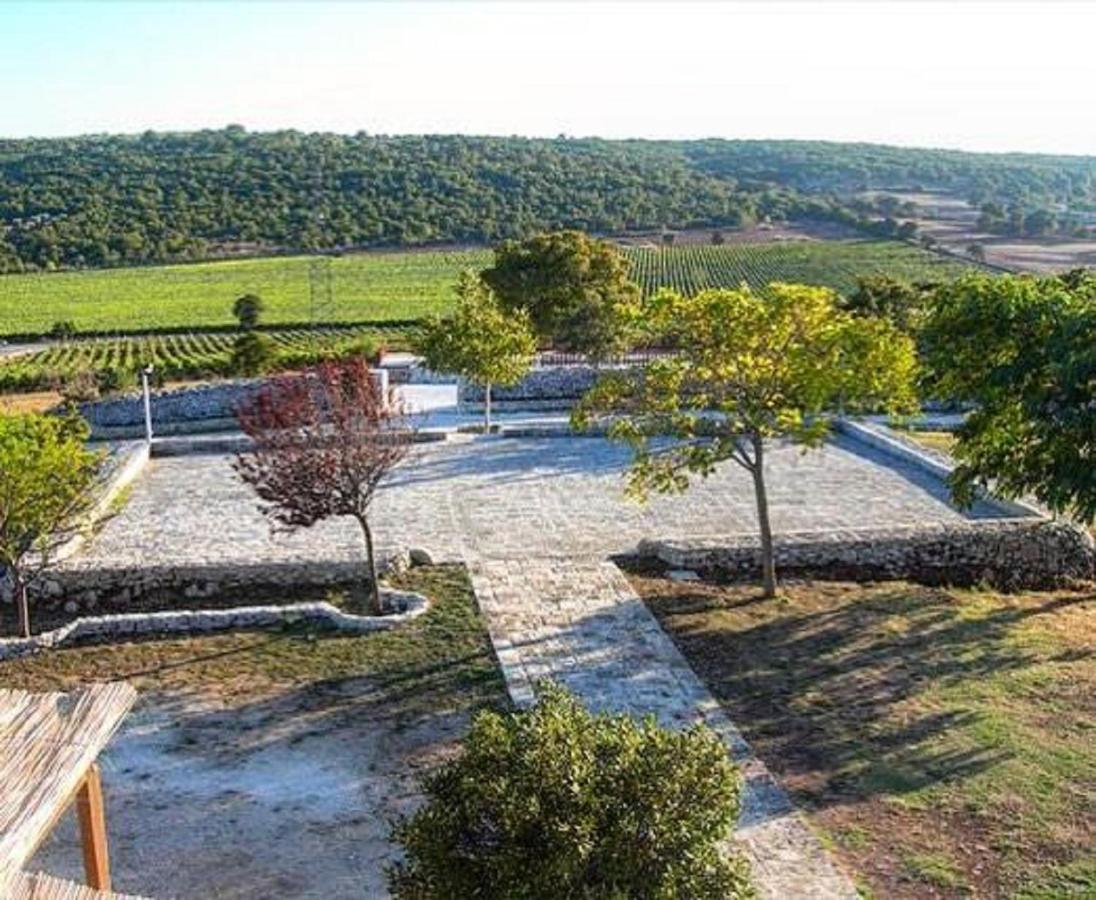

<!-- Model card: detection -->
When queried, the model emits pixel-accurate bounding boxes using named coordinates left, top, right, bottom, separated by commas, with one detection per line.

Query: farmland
left=0, top=326, right=410, bottom=393
left=0, top=239, right=973, bottom=339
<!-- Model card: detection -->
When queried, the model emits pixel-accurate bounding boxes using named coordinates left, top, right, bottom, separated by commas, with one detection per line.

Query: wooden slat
left=10, top=869, right=149, bottom=900
left=0, top=683, right=137, bottom=892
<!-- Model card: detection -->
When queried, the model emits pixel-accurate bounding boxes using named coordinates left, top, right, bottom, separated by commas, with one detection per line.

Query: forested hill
left=1, top=128, right=1094, bottom=272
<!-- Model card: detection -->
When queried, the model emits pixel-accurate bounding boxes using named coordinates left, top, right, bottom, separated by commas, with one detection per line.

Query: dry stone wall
left=642, top=519, right=1095, bottom=591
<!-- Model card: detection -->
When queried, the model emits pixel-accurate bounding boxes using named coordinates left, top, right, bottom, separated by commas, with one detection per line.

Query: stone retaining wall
left=0, top=588, right=428, bottom=661
left=641, top=519, right=1095, bottom=591
left=458, top=365, right=622, bottom=409
left=81, top=370, right=389, bottom=434
left=32, top=552, right=411, bottom=614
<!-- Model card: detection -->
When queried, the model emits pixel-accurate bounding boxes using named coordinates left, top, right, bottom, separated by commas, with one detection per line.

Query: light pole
left=140, top=365, right=154, bottom=444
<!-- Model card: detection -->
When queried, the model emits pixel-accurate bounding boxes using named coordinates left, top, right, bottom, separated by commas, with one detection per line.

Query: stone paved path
left=70, top=433, right=1014, bottom=897
left=470, top=557, right=858, bottom=898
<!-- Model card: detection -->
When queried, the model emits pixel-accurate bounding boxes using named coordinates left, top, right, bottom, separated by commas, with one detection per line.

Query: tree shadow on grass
left=639, top=577, right=1094, bottom=810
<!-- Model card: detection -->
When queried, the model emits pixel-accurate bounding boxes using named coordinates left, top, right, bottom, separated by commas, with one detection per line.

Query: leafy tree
left=842, top=275, right=934, bottom=335
left=233, top=358, right=411, bottom=614
left=417, top=271, right=536, bottom=430
left=575, top=284, right=918, bottom=597
left=0, top=413, right=101, bottom=637
left=481, top=230, right=641, bottom=359
left=232, top=293, right=265, bottom=330
left=388, top=681, right=750, bottom=900
left=922, top=273, right=1096, bottom=522
left=230, top=331, right=276, bottom=376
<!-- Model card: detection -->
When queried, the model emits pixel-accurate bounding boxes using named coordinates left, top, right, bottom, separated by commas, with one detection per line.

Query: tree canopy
left=416, top=271, right=536, bottom=429
left=2, top=128, right=1094, bottom=272
left=922, top=272, right=1096, bottom=523
left=481, top=230, right=641, bottom=357
left=0, top=412, right=101, bottom=637
left=575, top=283, right=918, bottom=596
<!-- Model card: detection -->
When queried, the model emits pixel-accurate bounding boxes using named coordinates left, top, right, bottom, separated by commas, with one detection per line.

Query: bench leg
left=75, top=762, right=111, bottom=891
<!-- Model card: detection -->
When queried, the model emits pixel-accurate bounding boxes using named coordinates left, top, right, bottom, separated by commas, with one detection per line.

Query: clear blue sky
left=3, top=0, right=1094, bottom=154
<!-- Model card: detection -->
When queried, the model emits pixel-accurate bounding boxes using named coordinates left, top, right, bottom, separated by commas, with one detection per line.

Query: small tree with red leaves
left=233, top=358, right=410, bottom=615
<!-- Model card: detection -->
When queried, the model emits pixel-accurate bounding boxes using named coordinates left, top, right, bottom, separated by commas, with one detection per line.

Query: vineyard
left=0, top=238, right=977, bottom=394
left=627, top=240, right=973, bottom=296
left=0, top=239, right=973, bottom=339
left=0, top=325, right=414, bottom=394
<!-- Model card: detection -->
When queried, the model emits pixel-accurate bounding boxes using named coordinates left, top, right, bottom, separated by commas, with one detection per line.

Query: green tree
left=232, top=293, right=265, bottom=330
left=922, top=273, right=1096, bottom=522
left=417, top=271, right=536, bottom=430
left=481, top=230, right=641, bottom=359
left=843, top=275, right=933, bottom=335
left=575, top=284, right=918, bottom=597
left=230, top=331, right=276, bottom=376
left=0, top=413, right=101, bottom=637
left=388, top=681, right=751, bottom=900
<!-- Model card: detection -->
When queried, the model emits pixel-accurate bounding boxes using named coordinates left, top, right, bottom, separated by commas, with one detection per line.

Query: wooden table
left=0, top=683, right=138, bottom=897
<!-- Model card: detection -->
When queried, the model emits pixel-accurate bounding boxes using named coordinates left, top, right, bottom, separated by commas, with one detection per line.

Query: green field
left=0, top=325, right=416, bottom=394
left=0, top=240, right=972, bottom=338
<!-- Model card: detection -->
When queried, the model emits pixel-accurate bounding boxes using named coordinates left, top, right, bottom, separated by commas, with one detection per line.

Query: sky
left=3, top=0, right=1095, bottom=155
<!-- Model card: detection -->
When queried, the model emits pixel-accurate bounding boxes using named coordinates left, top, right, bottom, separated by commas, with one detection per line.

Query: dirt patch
left=625, top=564, right=1096, bottom=898
left=9, top=565, right=508, bottom=897
left=31, top=688, right=470, bottom=898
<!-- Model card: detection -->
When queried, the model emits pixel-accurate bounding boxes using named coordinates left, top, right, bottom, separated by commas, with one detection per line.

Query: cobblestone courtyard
left=66, top=433, right=1012, bottom=898
left=79, top=433, right=1006, bottom=571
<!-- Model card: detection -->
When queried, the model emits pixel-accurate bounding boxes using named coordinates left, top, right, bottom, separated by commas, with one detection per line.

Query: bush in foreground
left=388, top=682, right=752, bottom=899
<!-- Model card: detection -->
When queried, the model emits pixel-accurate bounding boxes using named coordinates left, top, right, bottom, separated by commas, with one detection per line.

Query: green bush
left=387, top=682, right=752, bottom=900
left=230, top=331, right=276, bottom=376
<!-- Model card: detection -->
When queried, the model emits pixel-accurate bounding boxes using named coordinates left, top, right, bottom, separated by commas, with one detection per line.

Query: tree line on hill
left=2, top=128, right=1095, bottom=272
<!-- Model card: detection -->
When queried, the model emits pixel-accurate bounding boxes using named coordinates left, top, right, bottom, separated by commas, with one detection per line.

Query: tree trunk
left=484, top=382, right=492, bottom=433
left=356, top=515, right=383, bottom=616
left=750, top=435, right=778, bottom=598
left=14, top=570, right=30, bottom=639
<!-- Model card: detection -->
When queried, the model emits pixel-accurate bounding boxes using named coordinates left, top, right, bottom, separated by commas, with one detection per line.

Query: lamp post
left=140, top=365, right=154, bottom=444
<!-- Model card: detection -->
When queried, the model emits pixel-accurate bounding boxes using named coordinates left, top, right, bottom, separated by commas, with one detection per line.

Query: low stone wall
left=641, top=519, right=1095, bottom=591
left=80, top=370, right=390, bottom=435
left=33, top=550, right=412, bottom=614
left=0, top=588, right=428, bottom=661
left=458, top=365, right=623, bottom=409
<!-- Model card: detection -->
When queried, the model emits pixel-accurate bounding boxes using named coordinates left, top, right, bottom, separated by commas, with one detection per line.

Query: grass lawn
left=1, top=564, right=506, bottom=715
left=904, top=430, right=959, bottom=455
left=627, top=566, right=1095, bottom=899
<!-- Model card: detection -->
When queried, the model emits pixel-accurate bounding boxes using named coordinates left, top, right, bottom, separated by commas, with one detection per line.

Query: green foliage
left=417, top=271, right=535, bottom=426
left=482, top=231, right=641, bottom=357
left=230, top=331, right=276, bottom=376
left=387, top=682, right=752, bottom=900
left=842, top=275, right=935, bottom=334
left=48, top=320, right=77, bottom=340
left=575, top=283, right=918, bottom=594
left=232, top=293, right=265, bottom=330
left=922, top=273, right=1096, bottom=522
left=1, top=129, right=1093, bottom=273
left=0, top=412, right=101, bottom=635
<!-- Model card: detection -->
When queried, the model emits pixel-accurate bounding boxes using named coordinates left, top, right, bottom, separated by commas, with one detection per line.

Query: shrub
left=230, top=331, right=276, bottom=376
left=387, top=682, right=752, bottom=900
left=94, top=366, right=128, bottom=395
left=48, top=320, right=78, bottom=340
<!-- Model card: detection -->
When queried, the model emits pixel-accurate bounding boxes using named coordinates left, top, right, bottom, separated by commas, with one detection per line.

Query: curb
left=0, top=588, right=429, bottom=661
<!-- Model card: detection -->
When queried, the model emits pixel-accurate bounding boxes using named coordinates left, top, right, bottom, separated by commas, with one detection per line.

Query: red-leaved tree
left=233, top=358, right=411, bottom=615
